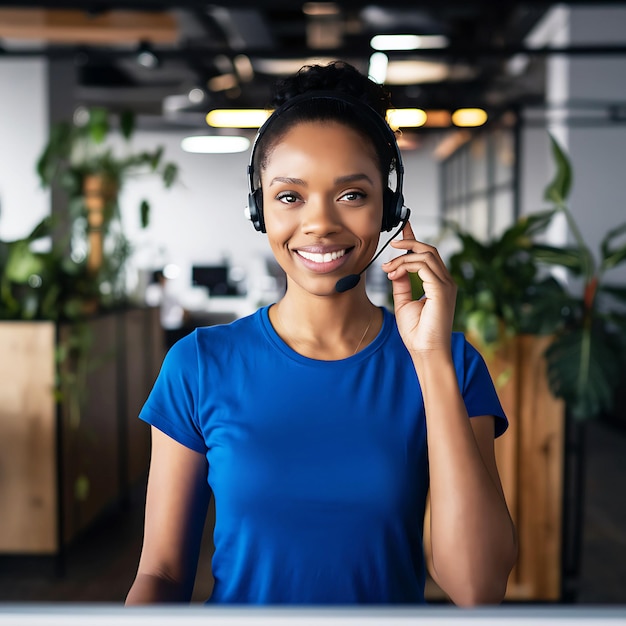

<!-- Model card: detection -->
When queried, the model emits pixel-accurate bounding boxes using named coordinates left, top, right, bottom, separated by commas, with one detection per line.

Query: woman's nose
left=301, top=195, right=341, bottom=235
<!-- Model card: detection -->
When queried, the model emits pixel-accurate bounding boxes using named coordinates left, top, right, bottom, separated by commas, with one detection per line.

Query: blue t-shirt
left=139, top=305, right=507, bottom=605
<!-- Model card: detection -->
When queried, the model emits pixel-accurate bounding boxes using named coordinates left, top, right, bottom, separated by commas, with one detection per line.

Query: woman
left=126, top=61, right=517, bottom=607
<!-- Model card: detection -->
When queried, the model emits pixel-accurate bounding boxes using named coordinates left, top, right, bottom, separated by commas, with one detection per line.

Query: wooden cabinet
left=491, top=335, right=565, bottom=601
left=0, top=307, right=164, bottom=555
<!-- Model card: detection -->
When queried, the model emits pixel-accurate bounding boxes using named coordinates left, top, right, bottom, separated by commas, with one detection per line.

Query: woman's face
left=260, top=120, right=384, bottom=297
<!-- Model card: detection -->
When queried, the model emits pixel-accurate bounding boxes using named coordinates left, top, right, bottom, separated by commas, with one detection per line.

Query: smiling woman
left=125, top=61, right=516, bottom=607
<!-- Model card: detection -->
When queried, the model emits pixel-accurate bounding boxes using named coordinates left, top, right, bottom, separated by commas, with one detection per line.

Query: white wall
left=568, top=7, right=626, bottom=287
left=118, top=130, right=272, bottom=293
left=520, top=6, right=626, bottom=288
left=0, top=59, right=49, bottom=241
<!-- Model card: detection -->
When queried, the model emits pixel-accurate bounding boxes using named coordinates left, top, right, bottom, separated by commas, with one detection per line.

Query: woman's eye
left=276, top=192, right=299, bottom=204
left=341, top=190, right=366, bottom=202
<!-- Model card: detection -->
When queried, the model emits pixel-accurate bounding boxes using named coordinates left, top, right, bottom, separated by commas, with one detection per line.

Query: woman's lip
left=293, top=247, right=354, bottom=273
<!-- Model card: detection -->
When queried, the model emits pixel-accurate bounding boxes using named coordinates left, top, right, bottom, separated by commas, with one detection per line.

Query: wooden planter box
left=0, top=307, right=164, bottom=555
left=424, top=334, right=566, bottom=602
left=490, top=335, right=565, bottom=601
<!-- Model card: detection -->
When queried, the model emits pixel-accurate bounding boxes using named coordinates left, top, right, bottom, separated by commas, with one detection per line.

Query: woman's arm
left=383, top=222, right=516, bottom=606
left=125, top=426, right=211, bottom=604
left=415, top=351, right=517, bottom=606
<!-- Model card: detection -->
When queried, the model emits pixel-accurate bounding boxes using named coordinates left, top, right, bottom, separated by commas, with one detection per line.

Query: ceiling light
left=386, top=108, right=427, bottom=129
left=181, top=136, right=250, bottom=154
left=385, top=60, right=449, bottom=84
left=188, top=88, right=206, bottom=104
left=370, top=34, right=449, bottom=51
left=368, top=52, right=388, bottom=84
left=253, top=57, right=337, bottom=75
left=136, top=41, right=159, bottom=69
left=206, top=109, right=273, bottom=128
left=452, top=108, right=488, bottom=127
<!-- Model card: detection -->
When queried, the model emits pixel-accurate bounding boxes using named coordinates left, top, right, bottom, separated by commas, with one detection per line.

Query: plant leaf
left=544, top=134, right=572, bottom=205
left=162, top=162, right=178, bottom=188
left=4, top=241, right=45, bottom=283
left=36, top=121, right=74, bottom=186
left=531, top=243, right=585, bottom=273
left=518, top=276, right=574, bottom=335
left=150, top=146, right=164, bottom=170
left=119, top=110, right=135, bottom=140
left=498, top=210, right=556, bottom=249
left=26, top=216, right=53, bottom=241
left=599, top=283, right=626, bottom=303
left=545, top=324, right=622, bottom=420
left=87, top=107, right=110, bottom=144
left=140, top=200, right=150, bottom=228
left=600, top=221, right=626, bottom=271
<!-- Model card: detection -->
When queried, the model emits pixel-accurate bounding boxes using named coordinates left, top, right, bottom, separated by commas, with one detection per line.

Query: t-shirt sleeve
left=139, top=332, right=206, bottom=453
left=453, top=334, right=509, bottom=438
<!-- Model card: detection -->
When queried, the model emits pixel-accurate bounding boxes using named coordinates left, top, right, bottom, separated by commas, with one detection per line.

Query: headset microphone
left=335, top=208, right=411, bottom=293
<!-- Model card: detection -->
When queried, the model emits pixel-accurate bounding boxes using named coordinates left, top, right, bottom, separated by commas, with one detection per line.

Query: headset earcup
left=382, top=188, right=404, bottom=232
left=247, top=189, right=265, bottom=232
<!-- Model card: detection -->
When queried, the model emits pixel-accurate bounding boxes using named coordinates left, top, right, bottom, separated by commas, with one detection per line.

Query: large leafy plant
left=0, top=216, right=94, bottom=321
left=446, top=210, right=569, bottom=349
left=446, top=135, right=626, bottom=420
left=28, top=106, right=178, bottom=314
left=37, top=106, right=178, bottom=230
left=538, top=136, right=626, bottom=420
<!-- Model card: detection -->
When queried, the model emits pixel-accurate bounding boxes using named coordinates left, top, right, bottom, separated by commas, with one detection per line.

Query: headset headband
left=246, top=90, right=405, bottom=232
left=248, top=91, right=403, bottom=193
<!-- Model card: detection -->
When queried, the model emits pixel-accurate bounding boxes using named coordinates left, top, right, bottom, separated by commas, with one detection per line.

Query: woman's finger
left=383, top=250, right=450, bottom=283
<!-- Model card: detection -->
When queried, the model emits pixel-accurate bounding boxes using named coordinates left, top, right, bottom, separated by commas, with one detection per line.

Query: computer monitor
left=191, top=265, right=235, bottom=296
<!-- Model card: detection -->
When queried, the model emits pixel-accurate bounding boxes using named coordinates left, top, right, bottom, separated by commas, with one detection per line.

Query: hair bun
left=271, top=61, right=392, bottom=118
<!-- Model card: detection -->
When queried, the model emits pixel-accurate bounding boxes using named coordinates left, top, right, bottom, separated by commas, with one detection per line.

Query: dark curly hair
left=271, top=60, right=392, bottom=117
left=252, top=61, right=396, bottom=186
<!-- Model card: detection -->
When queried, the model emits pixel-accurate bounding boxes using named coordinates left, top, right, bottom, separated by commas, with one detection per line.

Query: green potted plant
left=538, top=137, right=626, bottom=421
left=446, top=135, right=626, bottom=421
left=440, top=134, right=626, bottom=602
left=1, top=216, right=86, bottom=321
left=445, top=209, right=568, bottom=352
left=2, top=105, right=180, bottom=448
left=36, top=105, right=178, bottom=310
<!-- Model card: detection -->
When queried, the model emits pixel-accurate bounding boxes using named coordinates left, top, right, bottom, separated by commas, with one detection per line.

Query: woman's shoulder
left=450, top=331, right=488, bottom=367
left=187, top=306, right=267, bottom=353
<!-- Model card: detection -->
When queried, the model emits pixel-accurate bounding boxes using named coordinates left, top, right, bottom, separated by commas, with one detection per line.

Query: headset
left=245, top=90, right=406, bottom=234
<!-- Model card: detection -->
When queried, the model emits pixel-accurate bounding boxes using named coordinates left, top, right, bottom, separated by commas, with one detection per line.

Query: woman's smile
left=293, top=245, right=354, bottom=273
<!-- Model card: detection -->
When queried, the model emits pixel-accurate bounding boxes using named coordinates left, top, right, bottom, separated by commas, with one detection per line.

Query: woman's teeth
left=298, top=249, right=346, bottom=264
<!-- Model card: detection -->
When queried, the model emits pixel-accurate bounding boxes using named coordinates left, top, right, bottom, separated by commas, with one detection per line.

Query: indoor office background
left=0, top=0, right=625, bottom=608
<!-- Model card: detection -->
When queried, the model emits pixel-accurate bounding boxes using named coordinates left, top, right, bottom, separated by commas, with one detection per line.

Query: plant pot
left=82, top=174, right=118, bottom=277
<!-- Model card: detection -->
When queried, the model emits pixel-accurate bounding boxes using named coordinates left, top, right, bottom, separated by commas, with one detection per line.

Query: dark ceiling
left=1, top=1, right=625, bottom=129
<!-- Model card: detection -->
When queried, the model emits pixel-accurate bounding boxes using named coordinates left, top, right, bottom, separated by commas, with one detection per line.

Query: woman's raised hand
left=382, top=222, right=457, bottom=356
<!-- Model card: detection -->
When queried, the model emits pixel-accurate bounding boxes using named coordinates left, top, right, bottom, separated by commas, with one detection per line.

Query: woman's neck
left=269, top=287, right=382, bottom=360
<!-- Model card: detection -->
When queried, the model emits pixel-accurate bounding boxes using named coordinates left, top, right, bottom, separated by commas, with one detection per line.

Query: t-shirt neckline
left=259, top=304, right=392, bottom=365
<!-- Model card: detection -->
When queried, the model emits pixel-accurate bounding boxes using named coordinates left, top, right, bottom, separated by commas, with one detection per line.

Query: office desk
left=0, top=605, right=625, bottom=626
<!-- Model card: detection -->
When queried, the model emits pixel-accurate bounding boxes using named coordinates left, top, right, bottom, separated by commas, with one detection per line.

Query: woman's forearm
left=414, top=351, right=517, bottom=606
